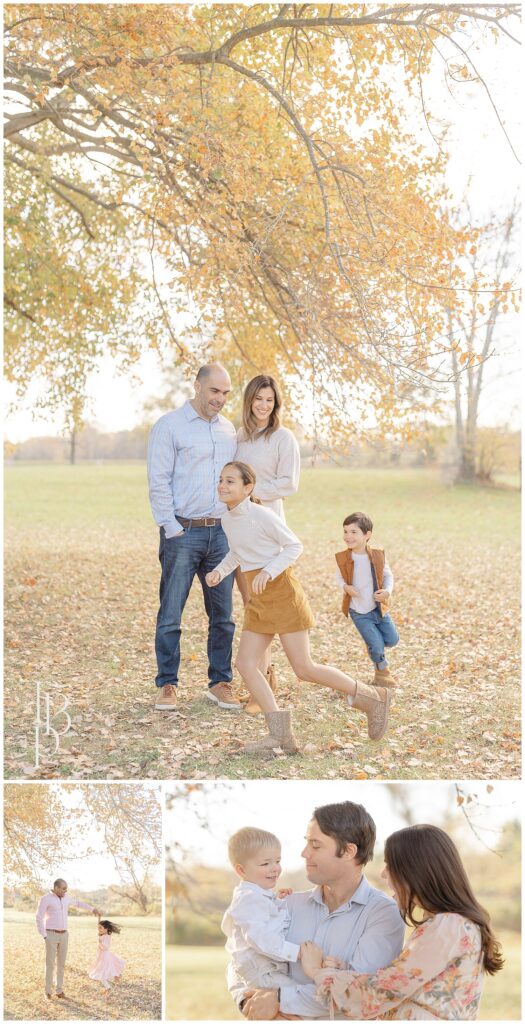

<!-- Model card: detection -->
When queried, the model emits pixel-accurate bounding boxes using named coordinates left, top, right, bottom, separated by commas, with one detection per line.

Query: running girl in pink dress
left=89, top=919, right=125, bottom=996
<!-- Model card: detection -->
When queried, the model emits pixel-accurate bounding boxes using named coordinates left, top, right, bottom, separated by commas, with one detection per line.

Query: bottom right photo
left=164, top=780, right=520, bottom=1021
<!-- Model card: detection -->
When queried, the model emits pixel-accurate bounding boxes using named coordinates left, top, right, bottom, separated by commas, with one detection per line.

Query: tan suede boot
left=351, top=681, right=392, bottom=741
left=245, top=665, right=279, bottom=715
left=373, top=665, right=396, bottom=689
left=244, top=709, right=298, bottom=754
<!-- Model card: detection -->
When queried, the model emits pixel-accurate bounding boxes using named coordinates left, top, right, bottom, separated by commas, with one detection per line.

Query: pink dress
left=89, top=934, right=125, bottom=985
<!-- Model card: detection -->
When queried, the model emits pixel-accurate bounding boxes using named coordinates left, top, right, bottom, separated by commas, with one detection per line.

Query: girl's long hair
left=241, top=375, right=282, bottom=441
left=384, top=825, right=503, bottom=975
left=222, top=461, right=262, bottom=504
left=99, top=919, right=121, bottom=935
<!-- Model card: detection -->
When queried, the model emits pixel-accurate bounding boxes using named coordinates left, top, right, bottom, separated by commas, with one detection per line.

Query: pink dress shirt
left=36, top=891, right=94, bottom=937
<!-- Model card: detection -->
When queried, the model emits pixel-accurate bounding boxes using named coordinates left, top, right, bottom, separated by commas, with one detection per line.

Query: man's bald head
left=193, top=362, right=232, bottom=420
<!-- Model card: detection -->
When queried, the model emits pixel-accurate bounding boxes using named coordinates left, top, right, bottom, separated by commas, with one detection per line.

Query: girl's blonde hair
left=240, top=375, right=282, bottom=441
left=228, top=827, right=281, bottom=867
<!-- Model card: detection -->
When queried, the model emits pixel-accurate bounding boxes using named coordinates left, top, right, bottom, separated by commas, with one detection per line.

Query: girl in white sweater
left=235, top=375, right=301, bottom=711
left=206, top=461, right=391, bottom=754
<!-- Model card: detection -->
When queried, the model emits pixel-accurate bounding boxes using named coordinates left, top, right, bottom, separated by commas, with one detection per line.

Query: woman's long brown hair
left=384, top=825, right=503, bottom=975
left=241, top=375, right=282, bottom=441
left=222, top=461, right=262, bottom=504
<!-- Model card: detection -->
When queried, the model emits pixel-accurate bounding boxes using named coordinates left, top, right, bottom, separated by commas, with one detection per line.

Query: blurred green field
left=4, top=910, right=161, bottom=1020
left=4, top=464, right=521, bottom=780
left=165, top=933, right=521, bottom=1021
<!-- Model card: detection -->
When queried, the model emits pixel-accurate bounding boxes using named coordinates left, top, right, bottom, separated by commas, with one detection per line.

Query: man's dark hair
left=343, top=512, right=373, bottom=534
left=313, top=801, right=376, bottom=865
left=53, top=878, right=67, bottom=887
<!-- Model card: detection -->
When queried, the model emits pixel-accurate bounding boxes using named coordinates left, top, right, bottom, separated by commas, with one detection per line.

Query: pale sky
left=6, top=783, right=163, bottom=892
left=165, top=780, right=520, bottom=872
left=4, top=13, right=521, bottom=442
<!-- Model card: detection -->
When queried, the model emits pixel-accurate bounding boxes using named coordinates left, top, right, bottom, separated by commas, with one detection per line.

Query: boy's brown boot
left=373, top=665, right=396, bottom=688
left=245, top=665, right=279, bottom=715
left=244, top=708, right=298, bottom=754
left=351, top=681, right=392, bottom=741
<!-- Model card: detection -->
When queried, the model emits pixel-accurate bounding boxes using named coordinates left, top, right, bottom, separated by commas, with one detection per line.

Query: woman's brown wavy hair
left=384, top=824, right=503, bottom=975
left=241, top=375, right=282, bottom=441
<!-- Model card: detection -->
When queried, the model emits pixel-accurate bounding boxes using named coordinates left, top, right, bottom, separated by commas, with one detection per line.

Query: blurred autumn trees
left=4, top=783, right=162, bottom=911
left=4, top=4, right=520, bottom=439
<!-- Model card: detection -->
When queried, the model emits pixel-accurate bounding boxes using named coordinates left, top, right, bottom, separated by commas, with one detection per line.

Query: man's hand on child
left=374, top=589, right=389, bottom=603
left=343, top=584, right=359, bottom=597
left=299, top=940, right=324, bottom=978
left=205, top=570, right=221, bottom=587
left=277, top=887, right=293, bottom=898
left=252, top=570, right=270, bottom=594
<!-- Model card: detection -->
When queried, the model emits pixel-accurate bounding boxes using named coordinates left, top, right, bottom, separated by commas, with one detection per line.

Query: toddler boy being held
left=221, top=827, right=299, bottom=993
left=335, top=512, right=399, bottom=686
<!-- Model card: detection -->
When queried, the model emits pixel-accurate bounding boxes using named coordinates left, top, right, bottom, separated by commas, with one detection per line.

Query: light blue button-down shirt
left=147, top=400, right=237, bottom=537
left=229, top=875, right=405, bottom=1019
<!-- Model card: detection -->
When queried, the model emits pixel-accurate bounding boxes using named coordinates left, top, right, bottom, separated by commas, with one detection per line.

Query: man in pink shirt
left=36, top=878, right=100, bottom=999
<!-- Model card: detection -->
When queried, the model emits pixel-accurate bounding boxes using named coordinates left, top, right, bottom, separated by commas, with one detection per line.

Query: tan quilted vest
left=335, top=544, right=389, bottom=618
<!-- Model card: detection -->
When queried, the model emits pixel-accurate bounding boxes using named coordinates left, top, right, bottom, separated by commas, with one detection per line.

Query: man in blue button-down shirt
left=229, top=801, right=405, bottom=1019
left=147, top=363, right=238, bottom=710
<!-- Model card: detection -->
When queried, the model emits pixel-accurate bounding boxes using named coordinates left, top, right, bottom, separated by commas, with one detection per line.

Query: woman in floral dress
left=301, top=824, right=503, bottom=1020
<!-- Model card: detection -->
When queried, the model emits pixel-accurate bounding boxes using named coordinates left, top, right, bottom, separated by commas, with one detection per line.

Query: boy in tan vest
left=335, top=512, right=399, bottom=687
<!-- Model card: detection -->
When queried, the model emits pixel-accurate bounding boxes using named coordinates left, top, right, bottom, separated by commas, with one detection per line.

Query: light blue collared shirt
left=147, top=400, right=237, bottom=537
left=229, top=876, right=405, bottom=1019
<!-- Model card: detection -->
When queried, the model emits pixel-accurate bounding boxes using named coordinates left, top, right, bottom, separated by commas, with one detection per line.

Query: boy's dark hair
left=313, top=801, right=376, bottom=865
left=99, top=919, right=121, bottom=934
left=343, top=512, right=373, bottom=534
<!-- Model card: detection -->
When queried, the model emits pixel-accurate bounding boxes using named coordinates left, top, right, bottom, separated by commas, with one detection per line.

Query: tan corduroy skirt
left=242, top=567, right=316, bottom=635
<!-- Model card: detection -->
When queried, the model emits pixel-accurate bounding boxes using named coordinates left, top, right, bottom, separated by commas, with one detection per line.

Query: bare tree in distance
left=444, top=202, right=520, bottom=484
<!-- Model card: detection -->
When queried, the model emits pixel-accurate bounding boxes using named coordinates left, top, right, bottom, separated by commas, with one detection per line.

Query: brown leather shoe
left=56, top=992, right=66, bottom=999
left=207, top=682, right=241, bottom=711
left=154, top=683, right=178, bottom=710
left=45, top=994, right=52, bottom=1000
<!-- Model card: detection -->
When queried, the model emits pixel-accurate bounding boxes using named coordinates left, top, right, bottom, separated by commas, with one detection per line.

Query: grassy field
left=3, top=910, right=162, bottom=1020
left=166, top=933, right=521, bottom=1021
left=4, top=464, right=520, bottom=780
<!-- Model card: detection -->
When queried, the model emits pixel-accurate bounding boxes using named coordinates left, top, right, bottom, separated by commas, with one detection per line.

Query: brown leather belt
left=47, top=929, right=67, bottom=933
left=176, top=516, right=221, bottom=528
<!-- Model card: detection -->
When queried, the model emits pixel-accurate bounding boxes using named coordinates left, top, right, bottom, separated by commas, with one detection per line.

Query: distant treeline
left=5, top=424, right=520, bottom=480
left=4, top=883, right=162, bottom=916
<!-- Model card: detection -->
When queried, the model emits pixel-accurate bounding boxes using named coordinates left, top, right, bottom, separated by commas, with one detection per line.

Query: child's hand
left=205, top=570, right=221, bottom=587
left=322, top=956, right=345, bottom=969
left=374, top=589, right=390, bottom=604
left=251, top=570, right=270, bottom=595
left=277, top=887, right=293, bottom=898
left=344, top=584, right=359, bottom=597
left=300, top=940, right=324, bottom=978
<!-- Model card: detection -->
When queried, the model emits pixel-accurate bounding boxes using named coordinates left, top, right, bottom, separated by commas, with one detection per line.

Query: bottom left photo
left=3, top=782, right=162, bottom=1021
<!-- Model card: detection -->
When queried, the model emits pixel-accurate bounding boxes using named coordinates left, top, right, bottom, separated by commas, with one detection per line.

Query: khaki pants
left=45, top=931, right=69, bottom=994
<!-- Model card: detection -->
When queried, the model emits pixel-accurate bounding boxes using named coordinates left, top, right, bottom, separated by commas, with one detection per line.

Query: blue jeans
left=155, top=524, right=235, bottom=688
left=349, top=607, right=399, bottom=668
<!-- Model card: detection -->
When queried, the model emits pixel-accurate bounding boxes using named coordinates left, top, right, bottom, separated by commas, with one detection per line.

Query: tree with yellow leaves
left=4, top=4, right=520, bottom=439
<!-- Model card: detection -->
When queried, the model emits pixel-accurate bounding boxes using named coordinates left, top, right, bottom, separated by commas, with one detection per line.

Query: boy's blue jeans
left=155, top=523, right=235, bottom=688
left=349, top=607, right=399, bottom=668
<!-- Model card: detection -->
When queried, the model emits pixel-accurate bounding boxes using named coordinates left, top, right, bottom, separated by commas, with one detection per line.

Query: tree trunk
left=69, top=428, right=76, bottom=465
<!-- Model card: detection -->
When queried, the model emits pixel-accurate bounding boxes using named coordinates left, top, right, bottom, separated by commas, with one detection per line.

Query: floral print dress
left=313, top=913, right=484, bottom=1020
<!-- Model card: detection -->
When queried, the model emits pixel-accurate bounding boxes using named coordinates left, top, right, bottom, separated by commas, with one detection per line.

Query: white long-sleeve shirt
left=336, top=552, right=394, bottom=614
left=235, top=426, right=300, bottom=520
left=36, top=891, right=94, bottom=937
left=222, top=881, right=300, bottom=987
left=214, top=497, right=303, bottom=581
